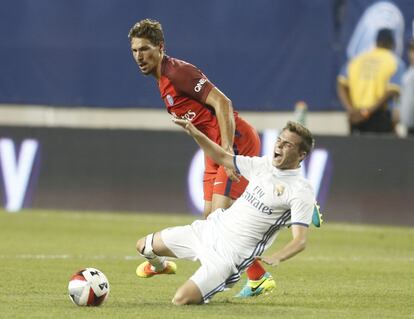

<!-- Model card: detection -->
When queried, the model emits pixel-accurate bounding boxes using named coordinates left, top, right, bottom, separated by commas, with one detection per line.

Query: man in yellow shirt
left=337, top=29, right=405, bottom=134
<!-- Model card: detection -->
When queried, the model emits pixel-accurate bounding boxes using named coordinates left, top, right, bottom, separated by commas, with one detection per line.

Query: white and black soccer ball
left=68, top=268, right=110, bottom=306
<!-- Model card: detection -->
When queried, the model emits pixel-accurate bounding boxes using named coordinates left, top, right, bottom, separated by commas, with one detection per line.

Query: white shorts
left=160, top=217, right=241, bottom=301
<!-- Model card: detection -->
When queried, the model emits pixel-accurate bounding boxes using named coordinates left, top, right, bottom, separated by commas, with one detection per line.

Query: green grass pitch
left=1, top=209, right=413, bottom=319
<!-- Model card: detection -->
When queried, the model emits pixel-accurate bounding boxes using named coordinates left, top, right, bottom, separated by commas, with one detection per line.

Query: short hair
left=376, top=28, right=395, bottom=49
left=283, top=121, right=315, bottom=156
left=128, top=19, right=164, bottom=45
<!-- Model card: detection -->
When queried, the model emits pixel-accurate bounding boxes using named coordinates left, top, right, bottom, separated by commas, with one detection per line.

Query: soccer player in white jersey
left=135, top=119, right=317, bottom=305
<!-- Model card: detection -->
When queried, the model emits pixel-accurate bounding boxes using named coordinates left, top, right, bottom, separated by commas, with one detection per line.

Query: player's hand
left=221, top=145, right=239, bottom=182
left=348, top=109, right=366, bottom=124
left=172, top=118, right=196, bottom=135
left=359, top=108, right=372, bottom=120
left=225, top=167, right=240, bottom=182
left=257, top=256, right=280, bottom=267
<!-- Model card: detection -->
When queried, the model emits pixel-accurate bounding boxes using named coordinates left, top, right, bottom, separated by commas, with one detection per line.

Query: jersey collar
left=266, top=156, right=301, bottom=176
left=272, top=167, right=301, bottom=176
left=160, top=55, right=168, bottom=76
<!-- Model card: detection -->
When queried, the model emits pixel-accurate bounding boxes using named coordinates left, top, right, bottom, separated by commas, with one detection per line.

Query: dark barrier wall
left=0, top=127, right=197, bottom=213
left=1, top=0, right=413, bottom=110
left=0, top=126, right=413, bottom=226
left=317, top=135, right=414, bottom=226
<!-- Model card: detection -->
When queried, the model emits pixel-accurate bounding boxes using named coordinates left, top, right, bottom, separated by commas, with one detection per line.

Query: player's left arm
left=366, top=89, right=399, bottom=114
left=205, top=87, right=235, bottom=153
left=205, top=87, right=239, bottom=181
left=337, top=63, right=354, bottom=113
left=171, top=65, right=239, bottom=181
left=259, top=224, right=308, bottom=267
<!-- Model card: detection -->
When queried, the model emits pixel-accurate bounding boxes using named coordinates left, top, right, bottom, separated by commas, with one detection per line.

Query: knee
left=136, top=237, right=146, bottom=254
left=172, top=283, right=202, bottom=305
left=172, top=291, right=191, bottom=306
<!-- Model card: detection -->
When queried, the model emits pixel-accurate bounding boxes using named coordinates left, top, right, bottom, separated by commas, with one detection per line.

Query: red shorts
left=203, top=117, right=261, bottom=201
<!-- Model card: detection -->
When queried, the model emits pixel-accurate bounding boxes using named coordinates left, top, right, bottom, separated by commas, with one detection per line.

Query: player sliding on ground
left=136, top=120, right=320, bottom=305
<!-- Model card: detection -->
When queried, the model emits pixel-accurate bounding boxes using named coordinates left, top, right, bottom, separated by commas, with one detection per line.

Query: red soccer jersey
left=158, top=55, right=239, bottom=144
left=158, top=56, right=261, bottom=201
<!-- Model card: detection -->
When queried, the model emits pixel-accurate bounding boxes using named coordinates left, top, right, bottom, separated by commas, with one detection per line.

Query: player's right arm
left=259, top=224, right=309, bottom=266
left=337, top=80, right=366, bottom=124
left=173, top=118, right=235, bottom=170
left=337, top=80, right=353, bottom=112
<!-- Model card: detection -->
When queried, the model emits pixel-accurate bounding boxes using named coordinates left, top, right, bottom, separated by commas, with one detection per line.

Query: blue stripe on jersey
left=233, top=156, right=240, bottom=174
left=202, top=209, right=291, bottom=301
left=224, top=178, right=233, bottom=197
left=233, top=142, right=239, bottom=155
left=203, top=283, right=226, bottom=301
left=223, top=144, right=239, bottom=197
left=236, top=211, right=291, bottom=273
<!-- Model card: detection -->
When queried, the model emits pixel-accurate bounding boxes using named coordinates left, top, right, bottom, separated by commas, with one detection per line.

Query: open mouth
left=274, top=152, right=281, bottom=159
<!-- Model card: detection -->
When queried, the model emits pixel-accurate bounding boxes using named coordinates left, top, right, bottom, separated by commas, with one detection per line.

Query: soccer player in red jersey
left=128, top=18, right=274, bottom=297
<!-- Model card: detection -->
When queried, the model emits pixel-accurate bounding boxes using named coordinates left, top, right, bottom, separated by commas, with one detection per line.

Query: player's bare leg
left=172, top=280, right=203, bottom=305
left=136, top=232, right=177, bottom=278
left=203, top=194, right=234, bottom=219
left=203, top=201, right=212, bottom=219
left=211, top=193, right=234, bottom=212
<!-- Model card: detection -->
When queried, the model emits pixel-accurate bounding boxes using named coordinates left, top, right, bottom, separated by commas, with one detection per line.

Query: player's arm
left=173, top=66, right=235, bottom=150
left=337, top=80, right=353, bottom=112
left=205, top=87, right=239, bottom=181
left=368, top=89, right=399, bottom=114
left=205, top=87, right=235, bottom=153
left=259, top=224, right=308, bottom=267
left=337, top=63, right=353, bottom=112
left=337, top=79, right=366, bottom=124
left=337, top=65, right=363, bottom=122
left=173, top=118, right=235, bottom=170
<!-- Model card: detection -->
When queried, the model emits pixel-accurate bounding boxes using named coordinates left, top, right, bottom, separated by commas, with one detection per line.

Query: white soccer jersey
left=208, top=155, right=315, bottom=262
left=161, top=155, right=316, bottom=301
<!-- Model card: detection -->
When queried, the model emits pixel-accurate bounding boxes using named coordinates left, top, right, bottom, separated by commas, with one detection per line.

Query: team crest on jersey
left=166, top=94, right=174, bottom=106
left=275, top=185, right=285, bottom=196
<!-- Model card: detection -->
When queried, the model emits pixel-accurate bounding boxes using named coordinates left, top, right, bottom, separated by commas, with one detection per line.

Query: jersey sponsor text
left=194, top=78, right=207, bottom=92
left=242, top=190, right=274, bottom=215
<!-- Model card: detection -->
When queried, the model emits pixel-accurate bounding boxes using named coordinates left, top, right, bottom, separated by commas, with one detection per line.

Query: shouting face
left=273, top=129, right=306, bottom=170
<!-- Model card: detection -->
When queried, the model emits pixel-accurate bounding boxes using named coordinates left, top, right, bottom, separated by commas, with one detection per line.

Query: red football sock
left=246, top=259, right=266, bottom=280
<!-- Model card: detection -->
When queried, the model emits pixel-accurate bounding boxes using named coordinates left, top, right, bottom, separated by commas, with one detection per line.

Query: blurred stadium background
left=1, top=0, right=413, bottom=224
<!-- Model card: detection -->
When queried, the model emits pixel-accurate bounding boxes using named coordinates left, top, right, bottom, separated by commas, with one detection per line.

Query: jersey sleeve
left=289, top=184, right=315, bottom=227
left=233, top=155, right=267, bottom=180
left=169, top=64, right=215, bottom=103
left=389, top=58, right=406, bottom=90
left=337, top=62, right=349, bottom=85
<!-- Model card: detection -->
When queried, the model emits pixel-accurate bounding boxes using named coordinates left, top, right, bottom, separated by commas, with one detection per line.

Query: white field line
left=0, top=254, right=413, bottom=262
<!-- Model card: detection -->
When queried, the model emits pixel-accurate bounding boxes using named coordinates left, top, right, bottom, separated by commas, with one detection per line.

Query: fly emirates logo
left=242, top=185, right=274, bottom=215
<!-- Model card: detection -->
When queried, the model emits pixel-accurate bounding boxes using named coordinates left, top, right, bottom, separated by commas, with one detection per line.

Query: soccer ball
left=68, top=268, right=110, bottom=306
